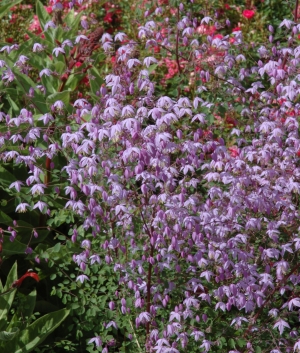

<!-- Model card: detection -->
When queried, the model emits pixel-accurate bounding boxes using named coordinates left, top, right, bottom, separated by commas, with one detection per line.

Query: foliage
left=0, top=262, right=69, bottom=352
left=1, top=0, right=300, bottom=353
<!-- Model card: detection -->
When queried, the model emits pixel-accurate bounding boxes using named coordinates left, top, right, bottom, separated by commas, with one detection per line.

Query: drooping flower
left=88, top=336, right=102, bottom=347
left=76, top=275, right=89, bottom=283
left=15, top=203, right=30, bottom=213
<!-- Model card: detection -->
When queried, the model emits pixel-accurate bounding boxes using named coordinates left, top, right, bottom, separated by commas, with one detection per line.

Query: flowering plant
left=0, top=262, right=69, bottom=352
left=1, top=0, right=300, bottom=352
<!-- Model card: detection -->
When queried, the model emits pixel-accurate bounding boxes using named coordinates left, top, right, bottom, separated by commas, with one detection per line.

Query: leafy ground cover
left=0, top=0, right=300, bottom=352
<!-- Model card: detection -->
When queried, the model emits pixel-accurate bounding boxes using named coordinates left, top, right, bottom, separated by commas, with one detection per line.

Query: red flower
left=228, top=146, right=239, bottom=157
left=12, top=270, right=40, bottom=288
left=5, top=38, right=14, bottom=43
left=242, top=9, right=255, bottom=19
left=224, top=4, right=230, bottom=10
left=213, top=34, right=223, bottom=39
left=44, top=6, right=53, bottom=14
left=232, top=27, right=241, bottom=32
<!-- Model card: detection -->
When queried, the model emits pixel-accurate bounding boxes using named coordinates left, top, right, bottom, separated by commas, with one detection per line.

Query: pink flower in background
left=45, top=6, right=53, bottom=14
left=196, top=25, right=216, bottom=35
left=28, top=15, right=42, bottom=34
left=242, top=9, right=255, bottom=19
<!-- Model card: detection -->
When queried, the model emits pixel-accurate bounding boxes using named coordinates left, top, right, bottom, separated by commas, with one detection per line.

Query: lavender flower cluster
left=1, top=1, right=300, bottom=352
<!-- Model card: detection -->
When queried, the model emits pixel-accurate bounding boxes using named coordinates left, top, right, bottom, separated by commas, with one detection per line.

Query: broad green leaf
left=53, top=61, right=66, bottom=75
left=51, top=26, right=64, bottom=43
left=0, top=327, right=19, bottom=341
left=237, top=338, right=246, bottom=348
left=88, top=67, right=104, bottom=96
left=6, top=96, right=19, bottom=115
left=0, top=165, right=27, bottom=189
left=2, top=236, right=27, bottom=256
left=7, top=290, right=36, bottom=331
left=0, top=263, right=18, bottom=330
left=228, top=338, right=236, bottom=349
left=64, top=9, right=82, bottom=37
left=64, top=73, right=86, bottom=91
left=0, top=309, right=70, bottom=352
left=0, top=0, right=23, bottom=20
left=3, top=261, right=17, bottom=292
left=52, top=243, right=61, bottom=253
left=147, top=64, right=158, bottom=74
left=0, top=211, right=12, bottom=225
left=18, top=290, right=36, bottom=322
left=46, top=90, right=70, bottom=106
left=12, top=71, right=48, bottom=114
left=36, top=0, right=51, bottom=30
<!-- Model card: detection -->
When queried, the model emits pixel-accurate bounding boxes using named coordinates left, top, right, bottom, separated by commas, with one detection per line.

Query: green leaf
left=0, top=327, right=19, bottom=341
left=20, top=290, right=37, bottom=321
left=64, top=73, right=86, bottom=91
left=0, top=0, right=23, bottom=20
left=36, top=0, right=51, bottom=30
left=2, top=236, right=27, bottom=257
left=3, top=262, right=17, bottom=291
left=64, top=10, right=82, bottom=37
left=52, top=243, right=61, bottom=253
left=147, top=64, right=158, bottom=74
left=0, top=263, right=18, bottom=330
left=6, top=96, right=19, bottom=115
left=237, top=338, right=246, bottom=348
left=46, top=90, right=70, bottom=106
left=255, top=346, right=262, bottom=353
left=0, top=211, right=12, bottom=226
left=228, top=338, right=236, bottom=349
left=0, top=308, right=70, bottom=352
left=12, top=71, right=48, bottom=114
left=88, top=67, right=104, bottom=96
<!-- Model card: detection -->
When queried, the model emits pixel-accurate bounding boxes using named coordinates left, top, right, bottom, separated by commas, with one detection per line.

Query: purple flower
left=33, top=201, right=48, bottom=213
left=88, top=336, right=102, bottom=347
left=30, top=183, right=45, bottom=195
left=90, top=254, right=101, bottom=265
left=75, top=35, right=89, bottom=43
left=9, top=181, right=24, bottom=192
left=39, top=69, right=52, bottom=78
left=15, top=203, right=30, bottom=213
left=143, top=56, right=157, bottom=68
left=108, top=301, right=115, bottom=310
left=32, top=43, right=44, bottom=52
left=38, top=113, right=54, bottom=125
left=2, top=69, right=15, bottom=83
left=62, top=39, right=73, bottom=48
left=10, top=230, right=17, bottom=242
left=76, top=275, right=89, bottom=283
left=52, top=100, right=65, bottom=112
left=106, top=321, right=118, bottom=329
left=52, top=47, right=65, bottom=57
left=114, top=32, right=127, bottom=41
left=44, top=21, right=56, bottom=30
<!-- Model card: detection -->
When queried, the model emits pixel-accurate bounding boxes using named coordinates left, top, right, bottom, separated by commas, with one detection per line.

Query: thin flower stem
left=128, top=318, right=143, bottom=353
left=176, top=6, right=182, bottom=75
